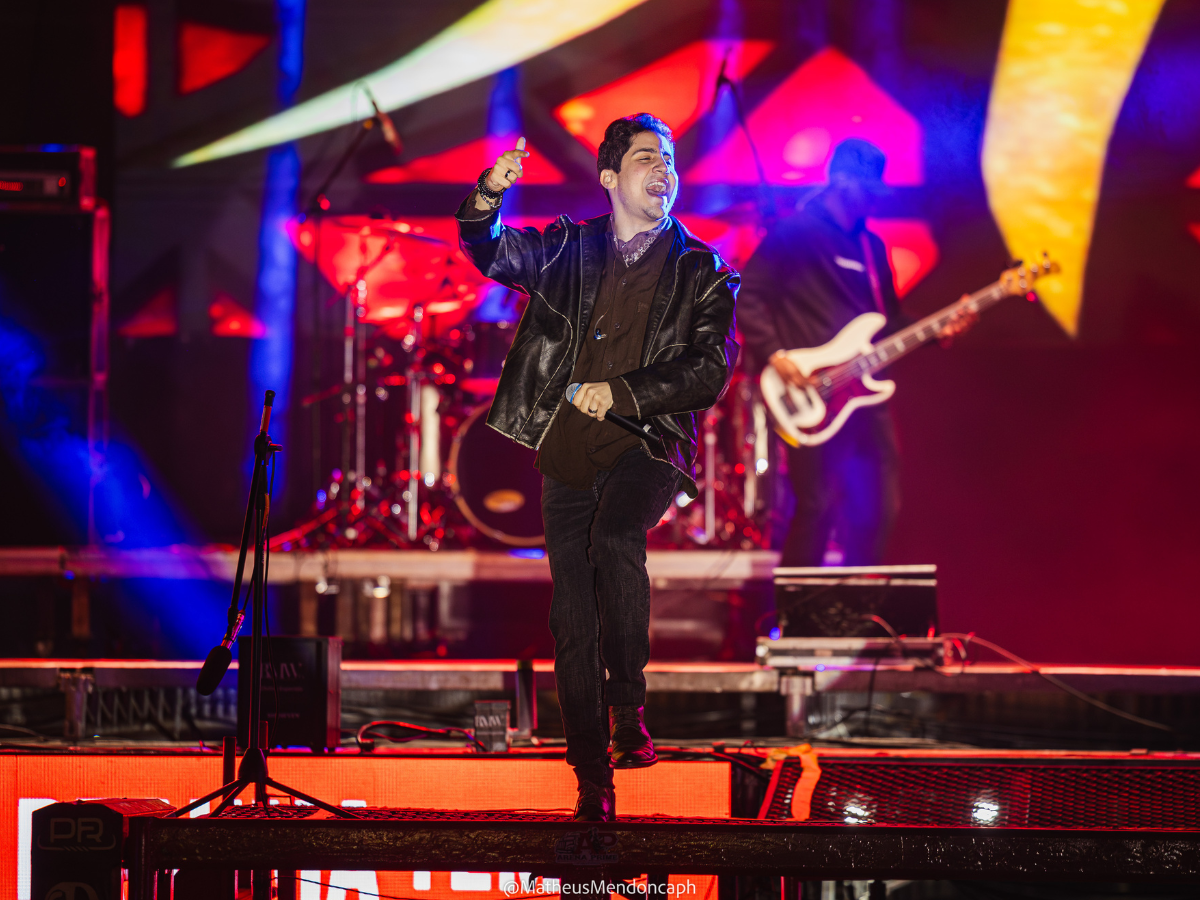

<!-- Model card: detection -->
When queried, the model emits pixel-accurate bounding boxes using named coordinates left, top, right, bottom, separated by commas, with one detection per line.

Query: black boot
left=573, top=760, right=615, bottom=822
left=573, top=779, right=616, bottom=822
left=609, top=705, right=657, bottom=768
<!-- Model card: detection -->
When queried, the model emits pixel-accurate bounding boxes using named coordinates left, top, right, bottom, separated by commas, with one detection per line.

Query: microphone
left=566, top=383, right=663, bottom=448
left=364, top=87, right=402, bottom=154
left=715, top=52, right=731, bottom=89
left=260, top=389, right=275, bottom=434
left=707, top=52, right=734, bottom=117
left=254, top=389, right=276, bottom=458
left=197, top=609, right=244, bottom=696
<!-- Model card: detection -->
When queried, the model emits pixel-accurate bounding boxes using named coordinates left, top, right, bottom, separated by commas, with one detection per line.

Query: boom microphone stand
left=713, top=54, right=776, bottom=225
left=175, top=391, right=356, bottom=827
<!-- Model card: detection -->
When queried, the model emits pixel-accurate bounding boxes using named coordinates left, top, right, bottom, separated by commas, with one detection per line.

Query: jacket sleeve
left=456, top=192, right=560, bottom=296
left=614, top=254, right=740, bottom=420
left=735, top=230, right=789, bottom=368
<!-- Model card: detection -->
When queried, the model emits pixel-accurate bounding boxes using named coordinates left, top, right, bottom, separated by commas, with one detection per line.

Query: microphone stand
left=301, top=116, right=382, bottom=219
left=173, top=392, right=356, bottom=831
left=713, top=57, right=777, bottom=226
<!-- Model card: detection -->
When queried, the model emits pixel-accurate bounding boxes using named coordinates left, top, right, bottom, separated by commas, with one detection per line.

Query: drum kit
left=272, top=215, right=770, bottom=553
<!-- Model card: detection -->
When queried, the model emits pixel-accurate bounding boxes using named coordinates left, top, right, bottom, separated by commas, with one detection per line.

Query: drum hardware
left=278, top=220, right=468, bottom=551
left=649, top=374, right=767, bottom=551
left=280, top=212, right=773, bottom=552
left=703, top=409, right=718, bottom=543
left=448, top=404, right=544, bottom=547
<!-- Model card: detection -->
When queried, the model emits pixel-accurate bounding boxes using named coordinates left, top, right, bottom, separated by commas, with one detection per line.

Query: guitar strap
left=859, top=231, right=886, bottom=316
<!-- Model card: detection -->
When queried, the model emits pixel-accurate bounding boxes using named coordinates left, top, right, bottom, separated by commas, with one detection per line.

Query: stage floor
left=13, top=747, right=1200, bottom=898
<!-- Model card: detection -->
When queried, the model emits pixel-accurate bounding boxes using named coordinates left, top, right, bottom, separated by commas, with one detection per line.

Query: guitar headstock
left=998, top=252, right=1061, bottom=298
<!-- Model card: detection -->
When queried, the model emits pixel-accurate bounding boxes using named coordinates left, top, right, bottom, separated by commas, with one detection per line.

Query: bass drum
left=449, top=404, right=544, bottom=546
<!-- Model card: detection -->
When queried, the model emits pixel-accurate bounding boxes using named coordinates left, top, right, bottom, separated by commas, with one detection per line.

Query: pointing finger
left=516, top=136, right=526, bottom=151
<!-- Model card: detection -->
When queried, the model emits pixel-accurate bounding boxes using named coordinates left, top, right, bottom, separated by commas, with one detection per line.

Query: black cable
left=0, top=724, right=47, bottom=739
left=858, top=615, right=1175, bottom=736
left=940, top=631, right=1174, bottom=734
left=357, top=719, right=486, bottom=753
left=290, top=875, right=437, bottom=900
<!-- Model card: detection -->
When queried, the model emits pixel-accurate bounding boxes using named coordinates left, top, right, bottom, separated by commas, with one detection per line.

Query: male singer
left=457, top=115, right=738, bottom=821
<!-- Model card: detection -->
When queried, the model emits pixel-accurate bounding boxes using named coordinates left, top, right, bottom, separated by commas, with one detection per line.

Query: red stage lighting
left=117, top=286, right=178, bottom=338
left=866, top=218, right=939, bottom=296
left=113, top=5, right=148, bottom=117
left=210, top=293, right=267, bottom=338
left=178, top=22, right=271, bottom=94
left=365, top=137, right=565, bottom=185
left=554, top=40, right=774, bottom=153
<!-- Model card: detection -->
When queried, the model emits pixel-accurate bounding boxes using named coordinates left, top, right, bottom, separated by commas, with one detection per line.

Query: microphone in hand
left=565, top=383, right=663, bottom=448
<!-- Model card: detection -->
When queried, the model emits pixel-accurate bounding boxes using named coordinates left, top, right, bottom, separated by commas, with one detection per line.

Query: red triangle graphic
left=364, top=136, right=565, bottom=185
left=210, top=291, right=267, bottom=338
left=688, top=47, right=923, bottom=186
left=117, top=285, right=177, bottom=338
left=865, top=218, right=939, bottom=297
left=554, top=39, right=774, bottom=154
left=178, top=22, right=270, bottom=94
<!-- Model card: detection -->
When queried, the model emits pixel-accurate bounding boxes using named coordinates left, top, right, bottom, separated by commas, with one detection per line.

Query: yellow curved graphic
left=981, top=0, right=1164, bottom=336
left=174, top=0, right=650, bottom=167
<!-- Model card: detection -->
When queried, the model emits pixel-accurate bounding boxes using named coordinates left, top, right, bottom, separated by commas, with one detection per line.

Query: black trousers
left=541, top=448, right=680, bottom=786
left=782, top=405, right=900, bottom=567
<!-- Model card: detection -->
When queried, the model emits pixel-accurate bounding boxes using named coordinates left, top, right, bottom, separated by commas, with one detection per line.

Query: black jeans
left=783, top=405, right=900, bottom=567
left=542, top=447, right=680, bottom=785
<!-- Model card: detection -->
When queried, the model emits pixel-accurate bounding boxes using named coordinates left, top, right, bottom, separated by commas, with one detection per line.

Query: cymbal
left=318, top=217, right=450, bottom=246
left=289, top=215, right=482, bottom=323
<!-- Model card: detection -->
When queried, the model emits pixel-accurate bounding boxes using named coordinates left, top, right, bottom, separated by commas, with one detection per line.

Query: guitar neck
left=850, top=280, right=1009, bottom=377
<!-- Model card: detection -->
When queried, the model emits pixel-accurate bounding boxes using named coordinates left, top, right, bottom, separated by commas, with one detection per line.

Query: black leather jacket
left=456, top=199, right=740, bottom=497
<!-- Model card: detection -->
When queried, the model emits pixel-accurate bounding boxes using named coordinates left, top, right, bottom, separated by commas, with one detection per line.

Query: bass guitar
left=760, top=255, right=1060, bottom=447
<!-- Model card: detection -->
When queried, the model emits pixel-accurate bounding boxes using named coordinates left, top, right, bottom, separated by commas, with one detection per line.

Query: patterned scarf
left=612, top=216, right=671, bottom=267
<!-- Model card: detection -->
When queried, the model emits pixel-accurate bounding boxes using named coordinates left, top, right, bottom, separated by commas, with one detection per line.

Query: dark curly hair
left=596, top=113, right=674, bottom=194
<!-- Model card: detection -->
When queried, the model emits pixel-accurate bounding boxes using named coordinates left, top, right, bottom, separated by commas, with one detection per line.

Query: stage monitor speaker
left=31, top=798, right=172, bottom=900
left=774, top=565, right=938, bottom=638
left=237, top=636, right=342, bottom=753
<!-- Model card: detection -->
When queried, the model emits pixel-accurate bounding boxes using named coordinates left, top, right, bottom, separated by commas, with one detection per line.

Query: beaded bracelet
left=476, top=168, right=504, bottom=208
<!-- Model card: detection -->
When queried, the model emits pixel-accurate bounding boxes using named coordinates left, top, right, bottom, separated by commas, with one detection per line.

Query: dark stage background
left=1, top=0, right=1198, bottom=664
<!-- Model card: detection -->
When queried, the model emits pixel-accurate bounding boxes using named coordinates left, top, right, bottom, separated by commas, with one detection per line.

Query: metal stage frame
left=6, top=656, right=1200, bottom=693
left=0, top=546, right=779, bottom=589
left=6, top=657, right=1200, bottom=743
left=127, top=809, right=1200, bottom=896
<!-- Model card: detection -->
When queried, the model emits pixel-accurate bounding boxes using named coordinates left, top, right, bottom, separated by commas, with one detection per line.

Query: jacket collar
left=575, top=215, right=608, bottom=362
left=643, top=216, right=697, bottom=364
left=575, top=213, right=705, bottom=366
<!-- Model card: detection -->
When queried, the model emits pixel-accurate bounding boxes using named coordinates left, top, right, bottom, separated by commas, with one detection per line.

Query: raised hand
left=485, top=136, right=528, bottom=193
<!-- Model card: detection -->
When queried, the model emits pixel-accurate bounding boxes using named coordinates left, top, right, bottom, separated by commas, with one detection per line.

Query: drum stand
left=277, top=242, right=445, bottom=551
left=279, top=235, right=416, bottom=550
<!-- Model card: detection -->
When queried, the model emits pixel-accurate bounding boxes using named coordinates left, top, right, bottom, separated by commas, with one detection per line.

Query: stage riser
left=2, top=755, right=730, bottom=898
left=130, top=821, right=1200, bottom=882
